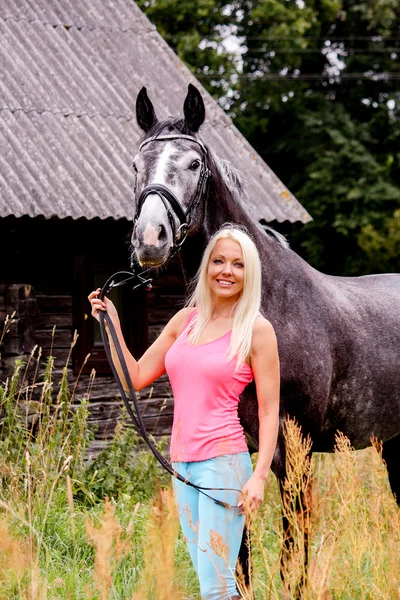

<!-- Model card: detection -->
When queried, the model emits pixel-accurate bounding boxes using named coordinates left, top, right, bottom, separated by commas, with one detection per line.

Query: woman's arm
left=238, top=318, right=280, bottom=513
left=88, top=289, right=192, bottom=391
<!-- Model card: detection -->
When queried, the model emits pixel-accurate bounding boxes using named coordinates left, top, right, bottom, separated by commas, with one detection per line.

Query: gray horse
left=131, top=84, right=400, bottom=592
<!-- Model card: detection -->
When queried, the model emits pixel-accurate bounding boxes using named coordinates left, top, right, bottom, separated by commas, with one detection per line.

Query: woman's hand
left=238, top=473, right=266, bottom=515
left=88, top=288, right=120, bottom=326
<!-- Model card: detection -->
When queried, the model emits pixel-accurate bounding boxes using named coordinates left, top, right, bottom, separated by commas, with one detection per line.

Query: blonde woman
left=89, top=225, right=280, bottom=600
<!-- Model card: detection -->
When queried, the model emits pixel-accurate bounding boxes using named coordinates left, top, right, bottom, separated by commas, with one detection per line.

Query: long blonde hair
left=186, top=224, right=262, bottom=368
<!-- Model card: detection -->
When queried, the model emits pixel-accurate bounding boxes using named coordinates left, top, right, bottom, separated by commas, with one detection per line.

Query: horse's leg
left=382, top=434, right=400, bottom=506
left=236, top=524, right=252, bottom=598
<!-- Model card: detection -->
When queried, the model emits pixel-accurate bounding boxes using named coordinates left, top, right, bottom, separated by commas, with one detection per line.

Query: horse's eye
left=189, top=159, right=201, bottom=171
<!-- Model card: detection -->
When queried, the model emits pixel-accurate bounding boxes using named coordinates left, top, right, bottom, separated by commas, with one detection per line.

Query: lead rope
left=98, top=269, right=242, bottom=509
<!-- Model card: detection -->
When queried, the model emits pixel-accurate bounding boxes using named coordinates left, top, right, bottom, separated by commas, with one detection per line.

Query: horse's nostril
left=159, top=224, right=167, bottom=241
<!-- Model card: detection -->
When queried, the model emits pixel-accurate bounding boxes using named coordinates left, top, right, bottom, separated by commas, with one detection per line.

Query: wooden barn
left=0, top=0, right=310, bottom=452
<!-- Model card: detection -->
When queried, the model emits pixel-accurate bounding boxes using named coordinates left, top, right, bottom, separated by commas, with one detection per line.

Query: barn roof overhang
left=0, top=0, right=312, bottom=225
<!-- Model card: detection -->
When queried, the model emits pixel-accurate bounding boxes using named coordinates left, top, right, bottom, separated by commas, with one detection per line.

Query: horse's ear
left=183, top=84, right=205, bottom=132
left=136, top=87, right=157, bottom=132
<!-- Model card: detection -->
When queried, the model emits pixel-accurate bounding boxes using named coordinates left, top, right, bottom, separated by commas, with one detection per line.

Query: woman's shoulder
left=167, top=307, right=196, bottom=339
left=251, top=316, right=277, bottom=351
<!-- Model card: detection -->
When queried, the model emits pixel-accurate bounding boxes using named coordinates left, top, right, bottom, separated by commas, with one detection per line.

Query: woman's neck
left=210, top=298, right=237, bottom=320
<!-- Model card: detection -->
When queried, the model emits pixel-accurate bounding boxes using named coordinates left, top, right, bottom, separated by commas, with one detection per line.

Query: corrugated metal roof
left=0, top=0, right=311, bottom=223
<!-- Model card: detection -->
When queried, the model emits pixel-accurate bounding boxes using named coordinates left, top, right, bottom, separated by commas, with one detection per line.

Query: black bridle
left=98, top=134, right=242, bottom=509
left=133, top=134, right=212, bottom=251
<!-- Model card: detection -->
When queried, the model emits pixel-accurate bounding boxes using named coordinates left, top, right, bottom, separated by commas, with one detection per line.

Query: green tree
left=358, top=208, right=400, bottom=272
left=136, top=0, right=240, bottom=96
left=233, top=0, right=400, bottom=274
left=137, top=0, right=400, bottom=275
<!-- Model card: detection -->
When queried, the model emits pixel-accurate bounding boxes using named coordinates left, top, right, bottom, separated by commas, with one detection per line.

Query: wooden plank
left=141, top=375, right=172, bottom=396
left=148, top=325, right=163, bottom=345
left=150, top=273, right=186, bottom=289
left=136, top=402, right=173, bottom=419
left=70, top=373, right=172, bottom=401
left=3, top=336, right=21, bottom=355
left=35, top=329, right=73, bottom=349
left=85, top=435, right=172, bottom=460
left=147, top=306, right=177, bottom=325
left=36, top=313, right=73, bottom=329
left=86, top=401, right=121, bottom=421
left=86, top=413, right=173, bottom=434
left=4, top=284, right=35, bottom=305
left=4, top=320, right=19, bottom=337
left=86, top=439, right=109, bottom=459
left=41, top=348, right=72, bottom=368
left=82, top=398, right=173, bottom=419
left=142, top=416, right=173, bottom=436
left=36, top=295, right=72, bottom=312
left=147, top=293, right=186, bottom=310
left=90, top=420, right=118, bottom=438
left=72, top=377, right=119, bottom=400
left=1, top=343, right=174, bottom=442
left=20, top=316, right=36, bottom=354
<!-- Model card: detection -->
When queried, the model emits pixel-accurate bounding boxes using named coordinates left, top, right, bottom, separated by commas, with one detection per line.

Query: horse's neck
left=198, top=169, right=322, bottom=315
left=203, top=165, right=257, bottom=235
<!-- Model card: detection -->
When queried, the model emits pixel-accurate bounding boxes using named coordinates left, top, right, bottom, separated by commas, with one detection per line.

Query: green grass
left=0, top=340, right=399, bottom=599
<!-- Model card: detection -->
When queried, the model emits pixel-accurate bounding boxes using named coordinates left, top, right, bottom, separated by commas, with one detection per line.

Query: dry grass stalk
left=26, top=563, right=47, bottom=600
left=306, top=433, right=400, bottom=599
left=86, top=497, right=130, bottom=600
left=0, top=312, right=16, bottom=359
left=247, top=507, right=281, bottom=600
left=0, top=517, right=47, bottom=600
left=66, top=473, right=76, bottom=543
left=280, top=418, right=313, bottom=597
left=132, top=488, right=183, bottom=600
left=209, top=529, right=229, bottom=561
left=0, top=518, right=29, bottom=590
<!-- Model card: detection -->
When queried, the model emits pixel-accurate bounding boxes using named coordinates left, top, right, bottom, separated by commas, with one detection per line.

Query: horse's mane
left=209, top=149, right=289, bottom=249
left=140, top=118, right=289, bottom=249
left=261, top=224, right=290, bottom=248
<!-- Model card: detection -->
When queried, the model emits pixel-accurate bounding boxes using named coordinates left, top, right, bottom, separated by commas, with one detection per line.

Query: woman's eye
left=213, top=259, right=222, bottom=264
left=235, top=262, right=244, bottom=268
left=189, top=159, right=201, bottom=171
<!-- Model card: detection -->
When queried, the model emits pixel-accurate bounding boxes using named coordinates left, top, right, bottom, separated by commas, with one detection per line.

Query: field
left=0, top=338, right=399, bottom=599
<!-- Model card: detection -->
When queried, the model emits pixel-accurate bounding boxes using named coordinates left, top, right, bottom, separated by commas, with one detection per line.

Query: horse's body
left=242, top=247, right=400, bottom=461
left=131, top=85, right=400, bottom=592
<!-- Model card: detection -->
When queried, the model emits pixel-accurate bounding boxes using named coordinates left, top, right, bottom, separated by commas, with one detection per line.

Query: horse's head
left=131, top=84, right=211, bottom=268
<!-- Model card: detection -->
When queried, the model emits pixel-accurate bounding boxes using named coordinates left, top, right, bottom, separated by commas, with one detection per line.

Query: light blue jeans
left=172, top=452, right=253, bottom=600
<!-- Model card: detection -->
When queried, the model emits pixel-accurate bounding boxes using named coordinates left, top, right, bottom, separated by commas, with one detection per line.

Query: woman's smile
left=208, top=239, right=245, bottom=300
left=216, top=279, right=235, bottom=286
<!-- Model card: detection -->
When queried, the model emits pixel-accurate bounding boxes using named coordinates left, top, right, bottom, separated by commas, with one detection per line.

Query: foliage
left=0, top=343, right=170, bottom=597
left=279, top=101, right=400, bottom=274
left=232, top=0, right=400, bottom=275
left=358, top=207, right=400, bottom=272
left=0, top=355, right=399, bottom=598
left=0, top=350, right=92, bottom=503
left=138, top=0, right=400, bottom=275
left=135, top=0, right=240, bottom=97
left=83, top=407, right=169, bottom=504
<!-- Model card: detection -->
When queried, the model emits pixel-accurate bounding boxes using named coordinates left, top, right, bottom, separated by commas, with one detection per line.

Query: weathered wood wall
left=0, top=216, right=186, bottom=455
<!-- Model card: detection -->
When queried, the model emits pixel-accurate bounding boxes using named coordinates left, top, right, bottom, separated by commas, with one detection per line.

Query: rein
left=98, top=271, right=242, bottom=509
left=98, top=133, right=242, bottom=509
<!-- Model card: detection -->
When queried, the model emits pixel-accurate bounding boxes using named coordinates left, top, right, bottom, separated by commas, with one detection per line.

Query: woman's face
left=207, top=238, right=245, bottom=301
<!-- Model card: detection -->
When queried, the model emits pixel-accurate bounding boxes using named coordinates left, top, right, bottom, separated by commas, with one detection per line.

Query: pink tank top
left=165, top=310, right=253, bottom=462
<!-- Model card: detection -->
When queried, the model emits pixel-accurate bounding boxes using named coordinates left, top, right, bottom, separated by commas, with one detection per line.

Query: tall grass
left=0, top=331, right=399, bottom=598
